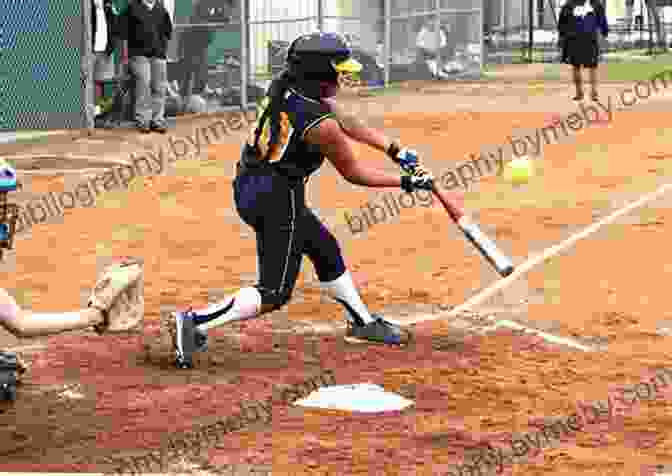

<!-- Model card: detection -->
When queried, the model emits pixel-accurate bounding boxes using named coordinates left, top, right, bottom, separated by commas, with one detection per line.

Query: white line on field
left=6, top=184, right=671, bottom=355
left=442, top=181, right=672, bottom=317
left=483, top=317, right=594, bottom=351
left=381, top=181, right=672, bottom=349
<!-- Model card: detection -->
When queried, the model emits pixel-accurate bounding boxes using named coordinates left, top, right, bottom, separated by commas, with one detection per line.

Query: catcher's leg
left=166, top=174, right=305, bottom=368
left=302, top=210, right=409, bottom=346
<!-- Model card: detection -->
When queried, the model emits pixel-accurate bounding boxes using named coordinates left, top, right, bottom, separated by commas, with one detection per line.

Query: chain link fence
left=7, top=0, right=672, bottom=132
left=485, top=0, right=672, bottom=65
left=0, top=0, right=92, bottom=132
left=125, top=0, right=484, bottom=116
left=1, top=0, right=483, bottom=132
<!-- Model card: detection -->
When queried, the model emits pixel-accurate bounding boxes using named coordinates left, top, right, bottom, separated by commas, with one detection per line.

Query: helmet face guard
left=331, top=56, right=363, bottom=89
left=0, top=159, right=19, bottom=259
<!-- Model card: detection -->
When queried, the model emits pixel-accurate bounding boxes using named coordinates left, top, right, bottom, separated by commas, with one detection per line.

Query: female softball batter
left=167, top=32, right=437, bottom=369
left=0, top=159, right=143, bottom=399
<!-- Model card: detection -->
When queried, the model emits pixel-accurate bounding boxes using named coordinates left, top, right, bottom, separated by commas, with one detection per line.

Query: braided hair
left=255, top=69, right=293, bottom=158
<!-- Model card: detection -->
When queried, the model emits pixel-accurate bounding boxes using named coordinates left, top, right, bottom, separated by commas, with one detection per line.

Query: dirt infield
left=2, top=74, right=672, bottom=475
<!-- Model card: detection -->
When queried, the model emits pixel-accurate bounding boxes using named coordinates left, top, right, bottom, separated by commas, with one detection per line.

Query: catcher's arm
left=0, top=259, right=142, bottom=338
left=0, top=287, right=104, bottom=338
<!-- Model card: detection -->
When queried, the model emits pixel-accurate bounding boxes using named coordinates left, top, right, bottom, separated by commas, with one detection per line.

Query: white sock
left=320, top=271, right=374, bottom=325
left=193, top=287, right=261, bottom=331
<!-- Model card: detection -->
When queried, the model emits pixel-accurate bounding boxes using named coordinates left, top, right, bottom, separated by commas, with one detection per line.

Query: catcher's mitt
left=88, top=258, right=144, bottom=334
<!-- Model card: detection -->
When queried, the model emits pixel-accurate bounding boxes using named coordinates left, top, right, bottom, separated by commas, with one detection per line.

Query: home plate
left=293, top=383, right=415, bottom=412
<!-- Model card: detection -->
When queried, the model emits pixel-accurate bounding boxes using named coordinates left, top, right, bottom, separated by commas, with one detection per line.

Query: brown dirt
left=1, top=77, right=672, bottom=475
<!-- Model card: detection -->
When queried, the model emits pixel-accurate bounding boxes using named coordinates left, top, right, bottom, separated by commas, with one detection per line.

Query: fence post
left=81, top=0, right=94, bottom=132
left=434, top=0, right=441, bottom=72
left=317, top=0, right=324, bottom=32
left=384, top=0, right=391, bottom=86
left=240, top=0, right=249, bottom=111
left=480, top=0, right=485, bottom=71
left=528, top=0, right=534, bottom=62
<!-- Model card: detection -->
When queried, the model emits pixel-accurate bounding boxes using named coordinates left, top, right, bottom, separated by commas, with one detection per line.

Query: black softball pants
left=233, top=167, right=346, bottom=309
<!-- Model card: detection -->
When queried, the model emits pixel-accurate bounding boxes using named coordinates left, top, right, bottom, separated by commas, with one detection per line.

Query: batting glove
left=401, top=165, right=434, bottom=192
left=387, top=143, right=419, bottom=174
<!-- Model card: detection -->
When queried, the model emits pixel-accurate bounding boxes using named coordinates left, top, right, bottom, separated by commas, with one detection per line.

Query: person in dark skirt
left=558, top=0, right=609, bottom=101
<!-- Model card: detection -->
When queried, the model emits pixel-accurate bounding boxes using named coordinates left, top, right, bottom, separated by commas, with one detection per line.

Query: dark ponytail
left=261, top=69, right=292, bottom=156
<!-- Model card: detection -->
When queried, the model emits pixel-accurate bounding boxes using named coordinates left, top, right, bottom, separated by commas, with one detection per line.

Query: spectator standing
left=558, top=0, right=608, bottom=101
left=91, top=0, right=119, bottom=113
left=118, top=0, right=173, bottom=133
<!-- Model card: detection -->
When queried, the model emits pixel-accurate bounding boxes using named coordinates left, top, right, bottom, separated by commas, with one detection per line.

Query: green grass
left=600, top=53, right=672, bottom=81
left=484, top=51, right=672, bottom=82
left=0, top=131, right=72, bottom=148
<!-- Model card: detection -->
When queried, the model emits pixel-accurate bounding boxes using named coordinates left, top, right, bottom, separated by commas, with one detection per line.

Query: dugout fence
left=0, top=0, right=93, bottom=132
left=0, top=0, right=483, bottom=132
left=171, top=0, right=483, bottom=113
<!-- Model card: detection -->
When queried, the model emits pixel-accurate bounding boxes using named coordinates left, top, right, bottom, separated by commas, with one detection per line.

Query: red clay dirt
left=1, top=89, right=672, bottom=475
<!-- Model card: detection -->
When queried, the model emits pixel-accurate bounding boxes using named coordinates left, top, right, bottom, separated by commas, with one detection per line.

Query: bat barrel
left=457, top=215, right=515, bottom=278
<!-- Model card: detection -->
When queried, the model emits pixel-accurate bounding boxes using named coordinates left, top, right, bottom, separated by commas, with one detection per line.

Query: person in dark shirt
left=162, top=33, right=452, bottom=369
left=118, top=0, right=173, bottom=133
left=558, top=0, right=609, bottom=101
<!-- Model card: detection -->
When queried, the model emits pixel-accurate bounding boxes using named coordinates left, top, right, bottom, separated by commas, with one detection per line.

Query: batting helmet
left=286, top=32, right=362, bottom=85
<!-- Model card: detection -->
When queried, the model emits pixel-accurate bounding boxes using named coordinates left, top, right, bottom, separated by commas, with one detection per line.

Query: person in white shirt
left=415, top=20, right=454, bottom=78
left=91, top=0, right=118, bottom=114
